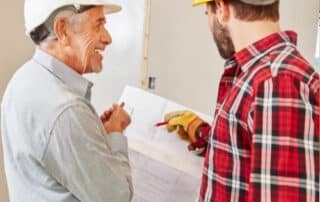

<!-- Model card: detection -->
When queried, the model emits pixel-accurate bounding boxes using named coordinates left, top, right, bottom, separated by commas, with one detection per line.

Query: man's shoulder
left=242, top=48, right=319, bottom=99
left=250, top=46, right=318, bottom=86
left=269, top=47, right=318, bottom=85
left=1, top=59, right=95, bottom=162
left=2, top=58, right=91, bottom=126
left=9, top=59, right=85, bottom=100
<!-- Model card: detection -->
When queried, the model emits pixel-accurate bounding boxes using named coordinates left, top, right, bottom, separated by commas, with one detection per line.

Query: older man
left=164, top=0, right=320, bottom=201
left=1, top=0, right=132, bottom=201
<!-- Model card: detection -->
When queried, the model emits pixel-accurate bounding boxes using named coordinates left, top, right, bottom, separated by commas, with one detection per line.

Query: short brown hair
left=208, top=0, right=279, bottom=22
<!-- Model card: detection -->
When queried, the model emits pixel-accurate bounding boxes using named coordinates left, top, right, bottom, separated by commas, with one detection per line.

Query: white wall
left=0, top=0, right=319, bottom=201
left=86, top=0, right=147, bottom=114
left=147, top=0, right=320, bottom=116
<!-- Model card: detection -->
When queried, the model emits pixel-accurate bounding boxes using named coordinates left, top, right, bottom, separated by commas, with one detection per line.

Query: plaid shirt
left=199, top=31, right=320, bottom=202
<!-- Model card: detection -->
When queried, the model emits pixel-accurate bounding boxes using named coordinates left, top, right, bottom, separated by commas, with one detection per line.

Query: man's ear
left=215, top=0, right=230, bottom=26
left=53, top=18, right=69, bottom=46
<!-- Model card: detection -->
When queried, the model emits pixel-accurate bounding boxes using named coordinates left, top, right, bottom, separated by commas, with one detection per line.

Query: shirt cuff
left=105, top=132, right=129, bottom=154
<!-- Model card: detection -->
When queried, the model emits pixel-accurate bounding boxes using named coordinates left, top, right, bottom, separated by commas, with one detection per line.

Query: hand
left=101, top=103, right=131, bottom=134
left=100, top=108, right=113, bottom=123
left=164, top=110, right=205, bottom=143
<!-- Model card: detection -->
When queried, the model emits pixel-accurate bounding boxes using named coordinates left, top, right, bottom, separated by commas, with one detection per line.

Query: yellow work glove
left=164, top=110, right=205, bottom=143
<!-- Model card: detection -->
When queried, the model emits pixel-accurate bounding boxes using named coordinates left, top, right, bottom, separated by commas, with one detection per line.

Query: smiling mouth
left=95, top=49, right=104, bottom=57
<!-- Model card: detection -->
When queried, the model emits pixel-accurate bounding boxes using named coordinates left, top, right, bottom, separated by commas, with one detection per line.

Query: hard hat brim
left=103, top=4, right=122, bottom=14
left=192, top=0, right=213, bottom=7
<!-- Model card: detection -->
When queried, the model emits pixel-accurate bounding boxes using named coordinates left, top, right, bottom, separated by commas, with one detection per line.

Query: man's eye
left=96, top=23, right=105, bottom=30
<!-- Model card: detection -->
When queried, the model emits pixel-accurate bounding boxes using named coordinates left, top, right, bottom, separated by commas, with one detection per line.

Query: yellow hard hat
left=192, top=0, right=277, bottom=7
left=192, top=0, right=214, bottom=7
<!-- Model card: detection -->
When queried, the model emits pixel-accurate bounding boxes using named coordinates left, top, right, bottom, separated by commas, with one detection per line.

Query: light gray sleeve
left=41, top=103, right=133, bottom=202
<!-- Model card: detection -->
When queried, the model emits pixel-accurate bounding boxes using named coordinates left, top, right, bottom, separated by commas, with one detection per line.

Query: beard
left=89, top=55, right=103, bottom=73
left=212, top=17, right=235, bottom=59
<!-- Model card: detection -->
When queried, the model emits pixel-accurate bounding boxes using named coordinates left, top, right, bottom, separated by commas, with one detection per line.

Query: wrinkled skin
left=66, top=6, right=112, bottom=74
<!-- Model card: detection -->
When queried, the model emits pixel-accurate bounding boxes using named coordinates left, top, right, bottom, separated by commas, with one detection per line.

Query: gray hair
left=30, top=5, right=94, bottom=48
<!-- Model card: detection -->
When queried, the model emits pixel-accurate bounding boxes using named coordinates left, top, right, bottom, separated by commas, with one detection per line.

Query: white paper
left=119, top=86, right=212, bottom=201
left=119, top=86, right=212, bottom=178
left=129, top=149, right=200, bottom=202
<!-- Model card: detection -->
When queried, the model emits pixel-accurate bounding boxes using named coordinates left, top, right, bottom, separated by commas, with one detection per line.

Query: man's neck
left=40, top=46, right=81, bottom=74
left=229, top=19, right=281, bottom=52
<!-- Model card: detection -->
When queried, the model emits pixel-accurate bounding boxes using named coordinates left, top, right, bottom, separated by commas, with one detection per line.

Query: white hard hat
left=24, top=0, right=122, bottom=36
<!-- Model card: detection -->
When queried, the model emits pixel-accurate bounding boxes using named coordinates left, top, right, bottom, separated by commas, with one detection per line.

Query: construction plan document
left=119, top=86, right=212, bottom=202
left=129, top=149, right=200, bottom=202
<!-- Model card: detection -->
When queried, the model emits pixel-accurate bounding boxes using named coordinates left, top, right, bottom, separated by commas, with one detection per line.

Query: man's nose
left=101, top=27, right=112, bottom=45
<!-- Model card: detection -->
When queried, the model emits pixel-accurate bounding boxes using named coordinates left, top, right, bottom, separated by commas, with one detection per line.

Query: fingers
left=164, top=110, right=187, bottom=121
left=163, top=110, right=199, bottom=143
left=103, top=103, right=131, bottom=133
left=100, top=109, right=112, bottom=122
left=113, top=106, right=131, bottom=128
left=166, top=124, right=177, bottom=132
left=167, top=116, right=184, bottom=126
left=164, top=111, right=188, bottom=133
left=101, top=103, right=125, bottom=123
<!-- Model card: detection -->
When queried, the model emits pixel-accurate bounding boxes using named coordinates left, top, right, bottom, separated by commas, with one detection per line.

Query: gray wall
left=0, top=0, right=319, bottom=201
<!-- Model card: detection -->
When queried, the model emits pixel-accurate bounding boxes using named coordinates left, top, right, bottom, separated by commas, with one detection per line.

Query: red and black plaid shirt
left=199, top=31, right=320, bottom=202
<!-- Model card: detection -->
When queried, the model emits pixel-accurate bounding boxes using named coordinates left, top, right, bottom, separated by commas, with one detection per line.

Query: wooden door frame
left=141, top=0, right=151, bottom=89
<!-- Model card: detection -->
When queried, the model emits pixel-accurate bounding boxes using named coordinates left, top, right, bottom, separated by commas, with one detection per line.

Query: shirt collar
left=226, top=30, right=297, bottom=73
left=32, top=48, right=93, bottom=100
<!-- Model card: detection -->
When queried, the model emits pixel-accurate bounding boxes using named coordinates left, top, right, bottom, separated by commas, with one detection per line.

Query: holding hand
left=164, top=110, right=209, bottom=155
left=164, top=110, right=204, bottom=143
left=101, top=103, right=131, bottom=134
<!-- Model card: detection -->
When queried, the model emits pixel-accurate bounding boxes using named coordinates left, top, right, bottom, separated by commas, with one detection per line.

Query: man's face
left=67, top=6, right=111, bottom=74
left=206, top=3, right=235, bottom=59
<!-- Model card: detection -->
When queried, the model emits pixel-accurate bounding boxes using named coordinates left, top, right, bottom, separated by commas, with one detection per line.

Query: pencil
left=155, top=121, right=168, bottom=127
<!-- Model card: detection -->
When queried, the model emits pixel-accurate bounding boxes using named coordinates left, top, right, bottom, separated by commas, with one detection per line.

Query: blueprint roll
left=315, top=12, right=320, bottom=67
